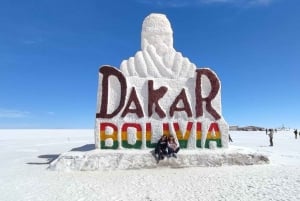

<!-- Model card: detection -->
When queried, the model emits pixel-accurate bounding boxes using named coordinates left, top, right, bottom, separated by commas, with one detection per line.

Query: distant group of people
left=263, top=128, right=300, bottom=147
left=154, top=135, right=180, bottom=162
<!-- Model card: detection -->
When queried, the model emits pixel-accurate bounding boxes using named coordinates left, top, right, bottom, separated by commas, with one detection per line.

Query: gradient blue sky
left=0, top=0, right=299, bottom=129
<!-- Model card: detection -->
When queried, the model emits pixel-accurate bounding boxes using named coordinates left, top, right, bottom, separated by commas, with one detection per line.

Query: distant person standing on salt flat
left=228, top=134, right=233, bottom=142
left=267, top=129, right=274, bottom=146
left=294, top=129, right=298, bottom=139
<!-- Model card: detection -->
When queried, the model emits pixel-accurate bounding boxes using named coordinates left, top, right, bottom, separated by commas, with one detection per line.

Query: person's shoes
left=172, top=153, right=177, bottom=158
left=158, top=153, right=164, bottom=160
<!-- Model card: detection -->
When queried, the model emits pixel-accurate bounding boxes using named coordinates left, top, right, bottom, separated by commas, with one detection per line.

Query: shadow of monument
left=27, top=154, right=59, bottom=165
left=27, top=144, right=95, bottom=166
left=70, top=144, right=95, bottom=152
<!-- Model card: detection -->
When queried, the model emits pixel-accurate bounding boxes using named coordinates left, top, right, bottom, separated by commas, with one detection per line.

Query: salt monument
left=95, top=13, right=229, bottom=150
left=49, top=13, right=269, bottom=171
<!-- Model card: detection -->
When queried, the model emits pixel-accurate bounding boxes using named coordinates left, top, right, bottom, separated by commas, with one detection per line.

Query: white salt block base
left=49, top=146, right=269, bottom=171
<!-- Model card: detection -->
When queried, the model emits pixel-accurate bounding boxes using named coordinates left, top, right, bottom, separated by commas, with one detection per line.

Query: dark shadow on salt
left=150, top=150, right=161, bottom=163
left=27, top=154, right=59, bottom=165
left=70, top=144, right=95, bottom=152
left=27, top=144, right=95, bottom=166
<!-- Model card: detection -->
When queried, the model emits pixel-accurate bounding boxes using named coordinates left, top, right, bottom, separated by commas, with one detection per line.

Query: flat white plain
left=0, top=129, right=300, bottom=201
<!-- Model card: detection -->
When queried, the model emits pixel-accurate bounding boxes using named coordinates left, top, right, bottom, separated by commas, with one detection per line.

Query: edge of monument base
left=48, top=146, right=269, bottom=171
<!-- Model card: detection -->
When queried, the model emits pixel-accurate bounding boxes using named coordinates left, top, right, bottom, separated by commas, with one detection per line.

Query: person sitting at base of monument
left=167, top=136, right=180, bottom=158
left=155, top=135, right=168, bottom=160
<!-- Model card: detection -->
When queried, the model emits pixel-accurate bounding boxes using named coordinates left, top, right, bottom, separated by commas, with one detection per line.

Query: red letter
left=169, top=89, right=192, bottom=117
left=195, top=69, right=221, bottom=120
left=96, top=66, right=127, bottom=118
left=121, top=87, right=144, bottom=118
left=148, top=80, right=167, bottom=118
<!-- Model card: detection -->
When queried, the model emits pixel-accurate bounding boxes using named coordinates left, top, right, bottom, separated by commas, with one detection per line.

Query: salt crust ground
left=1, top=129, right=300, bottom=201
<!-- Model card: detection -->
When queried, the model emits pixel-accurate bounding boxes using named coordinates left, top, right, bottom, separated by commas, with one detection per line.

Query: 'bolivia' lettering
left=99, top=122, right=222, bottom=149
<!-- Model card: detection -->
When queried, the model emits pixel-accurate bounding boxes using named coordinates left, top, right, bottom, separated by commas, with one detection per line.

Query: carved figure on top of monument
left=120, top=13, right=196, bottom=79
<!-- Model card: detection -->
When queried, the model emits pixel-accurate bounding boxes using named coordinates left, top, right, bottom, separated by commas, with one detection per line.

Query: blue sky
left=0, top=0, right=299, bottom=129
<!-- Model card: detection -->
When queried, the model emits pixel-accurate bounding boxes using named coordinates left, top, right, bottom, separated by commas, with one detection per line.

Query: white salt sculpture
left=95, top=13, right=229, bottom=150
left=120, top=13, right=196, bottom=78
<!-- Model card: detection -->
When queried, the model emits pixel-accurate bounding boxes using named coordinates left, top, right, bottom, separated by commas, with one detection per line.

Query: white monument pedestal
left=49, top=147, right=269, bottom=171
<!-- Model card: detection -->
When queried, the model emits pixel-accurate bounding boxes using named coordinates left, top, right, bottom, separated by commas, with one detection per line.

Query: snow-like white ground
left=1, top=129, right=300, bottom=201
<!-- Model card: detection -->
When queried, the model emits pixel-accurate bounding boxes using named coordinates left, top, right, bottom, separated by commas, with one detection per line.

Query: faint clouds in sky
left=22, top=37, right=44, bottom=45
left=136, top=0, right=274, bottom=7
left=0, top=109, right=30, bottom=118
left=0, top=109, right=55, bottom=119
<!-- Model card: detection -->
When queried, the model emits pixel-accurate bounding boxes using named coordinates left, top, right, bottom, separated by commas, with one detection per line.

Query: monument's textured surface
left=95, top=13, right=229, bottom=150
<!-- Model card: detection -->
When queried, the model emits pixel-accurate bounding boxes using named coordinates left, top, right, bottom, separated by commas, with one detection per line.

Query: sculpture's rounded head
left=141, top=13, right=173, bottom=51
